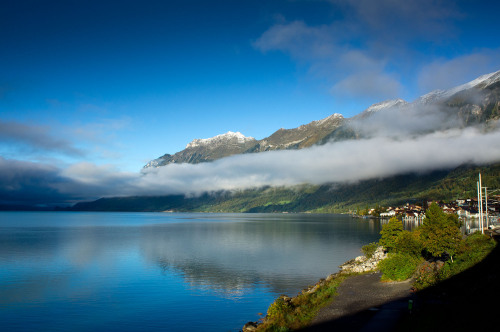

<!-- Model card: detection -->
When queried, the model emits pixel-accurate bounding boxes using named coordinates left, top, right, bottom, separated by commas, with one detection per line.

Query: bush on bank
left=254, top=274, right=349, bottom=331
left=378, top=204, right=496, bottom=287
left=378, top=253, right=424, bottom=281
left=413, top=230, right=496, bottom=290
left=361, top=242, right=378, bottom=259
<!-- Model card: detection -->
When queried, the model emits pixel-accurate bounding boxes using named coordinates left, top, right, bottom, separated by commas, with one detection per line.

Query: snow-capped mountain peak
left=186, top=131, right=255, bottom=149
left=364, top=99, right=408, bottom=113
left=417, top=70, right=500, bottom=104
left=315, top=113, right=344, bottom=125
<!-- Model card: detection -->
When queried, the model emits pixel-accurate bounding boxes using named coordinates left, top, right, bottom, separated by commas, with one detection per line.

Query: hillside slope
left=72, top=163, right=500, bottom=212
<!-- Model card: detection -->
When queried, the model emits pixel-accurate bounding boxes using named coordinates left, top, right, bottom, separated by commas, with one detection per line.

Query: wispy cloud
left=252, top=0, right=499, bottom=102
left=331, top=71, right=402, bottom=100
left=417, top=49, right=500, bottom=94
left=0, top=120, right=84, bottom=157
left=253, top=20, right=337, bottom=60
left=328, top=0, right=462, bottom=43
left=2, top=121, right=499, bottom=207
left=0, top=157, right=138, bottom=206
left=253, top=18, right=401, bottom=101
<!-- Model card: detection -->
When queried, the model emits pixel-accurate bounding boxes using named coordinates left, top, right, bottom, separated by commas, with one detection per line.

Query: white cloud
left=137, top=127, right=500, bottom=195
left=418, top=50, right=500, bottom=93
left=253, top=20, right=336, bottom=60
left=0, top=120, right=84, bottom=157
left=253, top=0, right=494, bottom=103
left=331, top=71, right=402, bottom=100
left=330, top=0, right=461, bottom=42
left=2, top=123, right=500, bottom=206
left=254, top=20, right=403, bottom=101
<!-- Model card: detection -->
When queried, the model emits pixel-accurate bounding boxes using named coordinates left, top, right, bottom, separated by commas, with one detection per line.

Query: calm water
left=0, top=212, right=382, bottom=331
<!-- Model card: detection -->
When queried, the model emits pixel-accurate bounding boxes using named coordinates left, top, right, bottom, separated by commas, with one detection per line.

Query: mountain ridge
left=73, top=70, right=500, bottom=213
left=144, top=69, right=500, bottom=169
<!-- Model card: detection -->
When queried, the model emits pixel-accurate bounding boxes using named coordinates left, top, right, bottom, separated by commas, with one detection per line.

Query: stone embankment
left=339, top=246, right=387, bottom=273
left=242, top=247, right=387, bottom=332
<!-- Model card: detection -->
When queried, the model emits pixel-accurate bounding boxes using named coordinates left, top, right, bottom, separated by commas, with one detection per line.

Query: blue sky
left=1, top=0, right=500, bottom=206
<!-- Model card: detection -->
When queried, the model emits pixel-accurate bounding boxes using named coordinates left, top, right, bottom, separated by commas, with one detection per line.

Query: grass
left=255, top=273, right=351, bottom=331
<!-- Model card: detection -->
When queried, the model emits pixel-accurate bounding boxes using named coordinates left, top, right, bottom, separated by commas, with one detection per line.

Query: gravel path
left=300, top=232, right=500, bottom=331
left=303, top=272, right=414, bottom=331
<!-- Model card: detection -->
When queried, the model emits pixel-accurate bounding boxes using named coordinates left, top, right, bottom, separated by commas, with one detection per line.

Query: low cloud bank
left=1, top=126, right=500, bottom=207
left=0, top=120, right=84, bottom=157
left=140, top=127, right=500, bottom=194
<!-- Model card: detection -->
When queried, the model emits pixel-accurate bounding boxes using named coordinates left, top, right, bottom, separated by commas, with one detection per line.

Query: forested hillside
left=71, top=163, right=500, bottom=213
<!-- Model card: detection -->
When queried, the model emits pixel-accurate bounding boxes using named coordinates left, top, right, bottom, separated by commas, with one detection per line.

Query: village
left=356, top=194, right=500, bottom=233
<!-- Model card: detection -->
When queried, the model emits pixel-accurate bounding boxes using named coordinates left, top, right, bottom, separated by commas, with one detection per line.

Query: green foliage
left=378, top=253, right=423, bottom=281
left=361, top=242, right=378, bottom=259
left=422, top=225, right=464, bottom=260
left=266, top=298, right=293, bottom=321
left=413, top=232, right=496, bottom=290
left=379, top=205, right=495, bottom=288
left=464, top=231, right=496, bottom=251
left=256, top=275, right=348, bottom=331
left=445, top=232, right=496, bottom=273
left=379, top=217, right=403, bottom=252
left=420, top=203, right=463, bottom=260
left=394, top=230, right=424, bottom=257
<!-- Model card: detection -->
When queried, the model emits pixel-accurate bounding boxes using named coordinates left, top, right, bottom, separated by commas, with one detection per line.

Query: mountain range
left=73, top=70, right=500, bottom=212
left=144, top=70, right=500, bottom=169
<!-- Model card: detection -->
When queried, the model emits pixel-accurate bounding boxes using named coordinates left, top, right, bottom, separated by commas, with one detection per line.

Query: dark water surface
left=0, top=212, right=382, bottom=331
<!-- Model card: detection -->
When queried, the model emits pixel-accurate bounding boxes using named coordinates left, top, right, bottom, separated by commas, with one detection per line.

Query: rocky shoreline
left=242, top=246, right=388, bottom=331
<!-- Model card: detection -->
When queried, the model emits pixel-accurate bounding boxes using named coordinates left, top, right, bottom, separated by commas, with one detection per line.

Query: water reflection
left=0, top=213, right=381, bottom=298
left=139, top=215, right=382, bottom=295
left=0, top=212, right=382, bottom=331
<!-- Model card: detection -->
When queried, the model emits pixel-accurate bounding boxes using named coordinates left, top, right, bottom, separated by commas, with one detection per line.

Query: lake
left=0, top=212, right=382, bottom=331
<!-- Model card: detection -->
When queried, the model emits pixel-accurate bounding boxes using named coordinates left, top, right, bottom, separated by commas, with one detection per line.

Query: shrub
left=441, top=232, right=495, bottom=275
left=413, top=260, right=443, bottom=290
left=379, top=253, right=423, bottom=281
left=361, top=242, right=378, bottom=259
left=256, top=275, right=348, bottom=331
left=266, top=298, right=293, bottom=321
left=465, top=231, right=496, bottom=254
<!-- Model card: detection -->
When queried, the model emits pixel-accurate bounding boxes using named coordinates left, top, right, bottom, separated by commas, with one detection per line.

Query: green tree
left=420, top=203, right=463, bottom=261
left=379, top=217, right=403, bottom=252
left=394, top=230, right=424, bottom=258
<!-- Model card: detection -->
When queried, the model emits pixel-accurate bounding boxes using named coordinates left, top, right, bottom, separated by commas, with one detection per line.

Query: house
left=380, top=210, right=396, bottom=218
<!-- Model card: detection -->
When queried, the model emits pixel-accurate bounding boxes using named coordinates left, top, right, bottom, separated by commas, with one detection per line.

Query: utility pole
left=485, top=186, right=489, bottom=229
left=477, top=180, right=482, bottom=234
left=479, top=173, right=484, bottom=234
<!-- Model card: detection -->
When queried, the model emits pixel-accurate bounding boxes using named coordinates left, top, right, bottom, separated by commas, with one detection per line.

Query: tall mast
left=479, top=173, right=484, bottom=234
left=477, top=181, right=482, bottom=233
left=485, top=187, right=489, bottom=229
